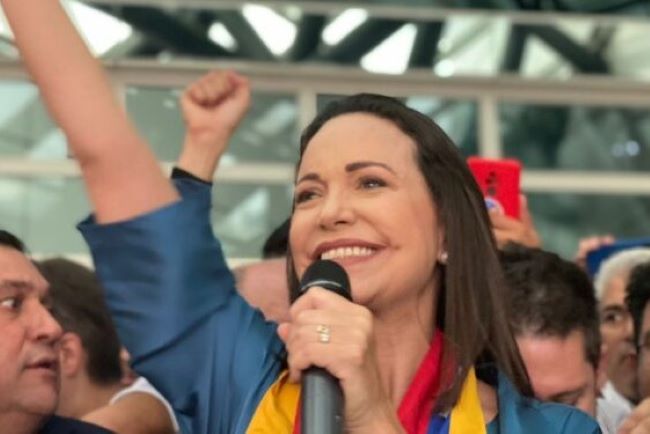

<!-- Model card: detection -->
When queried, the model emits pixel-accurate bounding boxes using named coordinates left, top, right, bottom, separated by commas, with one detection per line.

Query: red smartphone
left=467, top=157, right=521, bottom=219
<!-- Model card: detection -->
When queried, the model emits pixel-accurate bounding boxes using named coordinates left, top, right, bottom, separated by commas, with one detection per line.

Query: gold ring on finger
left=316, top=324, right=331, bottom=344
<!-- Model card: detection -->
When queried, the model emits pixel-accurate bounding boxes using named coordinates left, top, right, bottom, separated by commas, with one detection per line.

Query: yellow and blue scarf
left=246, top=331, right=486, bottom=434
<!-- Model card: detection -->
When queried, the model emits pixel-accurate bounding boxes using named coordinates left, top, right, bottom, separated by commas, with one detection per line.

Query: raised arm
left=1, top=0, right=177, bottom=222
left=177, top=70, right=251, bottom=181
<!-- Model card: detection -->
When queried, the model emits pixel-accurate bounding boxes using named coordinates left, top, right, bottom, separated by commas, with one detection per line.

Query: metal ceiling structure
left=72, top=0, right=649, bottom=78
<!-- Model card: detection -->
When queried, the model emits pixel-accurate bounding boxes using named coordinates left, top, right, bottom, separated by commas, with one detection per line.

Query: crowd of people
left=1, top=1, right=650, bottom=433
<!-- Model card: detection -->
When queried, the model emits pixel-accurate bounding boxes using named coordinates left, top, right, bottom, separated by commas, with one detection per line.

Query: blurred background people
left=500, top=243, right=620, bottom=432
left=38, top=257, right=178, bottom=434
left=0, top=230, right=111, bottom=434
left=595, top=248, right=650, bottom=411
left=620, top=262, right=650, bottom=434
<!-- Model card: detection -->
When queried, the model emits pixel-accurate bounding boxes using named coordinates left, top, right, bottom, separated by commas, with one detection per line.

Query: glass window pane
left=500, top=103, right=650, bottom=171
left=0, top=176, right=293, bottom=259
left=528, top=193, right=650, bottom=259
left=317, top=94, right=478, bottom=156
left=0, top=81, right=68, bottom=160
left=211, top=182, right=293, bottom=258
left=0, top=177, right=90, bottom=254
left=126, top=86, right=300, bottom=164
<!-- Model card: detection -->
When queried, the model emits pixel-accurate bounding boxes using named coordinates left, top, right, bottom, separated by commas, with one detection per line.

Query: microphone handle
left=301, top=367, right=344, bottom=434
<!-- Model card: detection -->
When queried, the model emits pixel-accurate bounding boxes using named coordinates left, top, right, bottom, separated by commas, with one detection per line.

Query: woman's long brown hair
left=285, top=94, right=532, bottom=412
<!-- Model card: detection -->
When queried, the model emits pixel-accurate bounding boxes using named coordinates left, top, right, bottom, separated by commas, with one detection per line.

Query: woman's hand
left=178, top=70, right=251, bottom=181
left=277, top=287, right=404, bottom=433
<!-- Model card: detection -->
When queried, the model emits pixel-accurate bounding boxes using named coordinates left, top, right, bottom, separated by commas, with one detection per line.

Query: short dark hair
left=0, top=229, right=26, bottom=253
left=38, top=258, right=122, bottom=385
left=500, top=243, right=601, bottom=369
left=262, top=218, right=289, bottom=259
left=287, top=93, right=532, bottom=410
left=626, top=262, right=650, bottom=348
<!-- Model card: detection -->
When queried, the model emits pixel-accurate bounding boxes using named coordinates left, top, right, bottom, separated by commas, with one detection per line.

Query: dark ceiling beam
left=211, top=11, right=274, bottom=61
left=287, top=15, right=326, bottom=61
left=408, top=22, right=444, bottom=69
left=526, top=25, right=610, bottom=73
left=102, top=33, right=164, bottom=59
left=551, top=0, right=650, bottom=13
left=514, top=0, right=542, bottom=9
left=320, top=18, right=405, bottom=64
left=127, top=40, right=167, bottom=57
left=501, top=25, right=528, bottom=72
left=95, top=5, right=231, bottom=57
left=588, top=24, right=616, bottom=53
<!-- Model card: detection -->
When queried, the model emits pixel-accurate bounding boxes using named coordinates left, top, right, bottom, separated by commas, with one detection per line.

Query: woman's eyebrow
left=296, top=172, right=322, bottom=185
left=296, top=161, right=396, bottom=184
left=345, top=161, right=396, bottom=174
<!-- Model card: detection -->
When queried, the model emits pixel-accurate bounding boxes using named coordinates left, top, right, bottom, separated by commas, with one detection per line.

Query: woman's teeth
left=321, top=246, right=375, bottom=260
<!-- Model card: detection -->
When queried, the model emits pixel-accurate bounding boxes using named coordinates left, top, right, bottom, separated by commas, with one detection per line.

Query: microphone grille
left=299, top=260, right=351, bottom=300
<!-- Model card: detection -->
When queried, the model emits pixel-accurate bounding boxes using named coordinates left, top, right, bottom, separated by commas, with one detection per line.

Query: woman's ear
left=58, top=332, right=85, bottom=378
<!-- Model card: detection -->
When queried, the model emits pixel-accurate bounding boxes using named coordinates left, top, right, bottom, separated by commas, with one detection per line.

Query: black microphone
left=299, top=260, right=351, bottom=434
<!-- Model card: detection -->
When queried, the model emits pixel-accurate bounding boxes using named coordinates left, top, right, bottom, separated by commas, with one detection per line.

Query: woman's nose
left=318, top=190, right=356, bottom=230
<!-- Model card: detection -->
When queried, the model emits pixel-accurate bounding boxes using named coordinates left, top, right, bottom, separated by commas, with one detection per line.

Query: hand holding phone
left=586, top=237, right=650, bottom=277
left=490, top=195, right=541, bottom=248
left=467, top=157, right=522, bottom=219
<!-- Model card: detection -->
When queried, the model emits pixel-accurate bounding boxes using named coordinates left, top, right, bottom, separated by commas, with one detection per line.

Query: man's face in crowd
left=517, top=329, right=597, bottom=416
left=599, top=274, right=638, bottom=400
left=0, top=246, right=62, bottom=417
left=636, top=303, right=650, bottom=399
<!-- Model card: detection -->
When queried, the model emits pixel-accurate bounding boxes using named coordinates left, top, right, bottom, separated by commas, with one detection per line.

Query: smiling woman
left=0, top=0, right=602, bottom=432
left=286, top=97, right=521, bottom=414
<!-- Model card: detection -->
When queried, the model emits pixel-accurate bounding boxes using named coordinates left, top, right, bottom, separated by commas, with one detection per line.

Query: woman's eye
left=359, top=177, right=386, bottom=189
left=295, top=190, right=318, bottom=204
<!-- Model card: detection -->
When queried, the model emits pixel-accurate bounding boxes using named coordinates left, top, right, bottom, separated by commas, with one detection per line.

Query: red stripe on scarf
left=293, top=330, right=444, bottom=434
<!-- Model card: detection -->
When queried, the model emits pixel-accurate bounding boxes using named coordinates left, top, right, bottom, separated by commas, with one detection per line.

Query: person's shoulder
left=110, top=377, right=181, bottom=433
left=522, top=400, right=601, bottom=433
left=40, top=415, right=114, bottom=434
left=495, top=372, right=601, bottom=434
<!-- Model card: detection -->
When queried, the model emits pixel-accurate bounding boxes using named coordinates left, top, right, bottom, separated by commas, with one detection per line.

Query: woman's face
left=290, top=113, right=443, bottom=310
